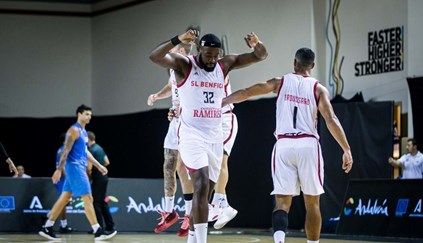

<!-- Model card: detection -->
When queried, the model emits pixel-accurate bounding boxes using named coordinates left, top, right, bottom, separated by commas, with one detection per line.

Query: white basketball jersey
left=222, top=79, right=234, bottom=113
left=177, top=55, right=225, bottom=143
left=275, top=73, right=319, bottom=139
left=169, top=69, right=180, bottom=109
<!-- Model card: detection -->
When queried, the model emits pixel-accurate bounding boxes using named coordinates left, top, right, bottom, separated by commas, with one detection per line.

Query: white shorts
left=163, top=118, right=179, bottom=150
left=270, top=137, right=324, bottom=196
left=179, top=138, right=223, bottom=183
left=223, top=112, right=238, bottom=155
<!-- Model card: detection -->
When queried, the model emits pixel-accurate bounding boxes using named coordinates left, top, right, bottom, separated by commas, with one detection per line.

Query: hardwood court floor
left=0, top=230, right=404, bottom=243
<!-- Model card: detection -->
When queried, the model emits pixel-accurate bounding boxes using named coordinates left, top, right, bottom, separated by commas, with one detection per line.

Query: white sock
left=220, top=194, right=229, bottom=208
left=92, top=223, right=100, bottom=233
left=307, top=241, right=319, bottom=243
left=60, top=219, right=67, bottom=228
left=211, top=193, right=223, bottom=207
left=273, top=230, right=285, bottom=243
left=187, top=230, right=196, bottom=243
left=194, top=223, right=208, bottom=243
left=185, top=200, right=192, bottom=216
left=164, top=196, right=175, bottom=213
left=45, top=220, right=55, bottom=228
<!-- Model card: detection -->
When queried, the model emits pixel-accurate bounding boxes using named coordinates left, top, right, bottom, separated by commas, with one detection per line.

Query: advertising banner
left=338, top=179, right=423, bottom=238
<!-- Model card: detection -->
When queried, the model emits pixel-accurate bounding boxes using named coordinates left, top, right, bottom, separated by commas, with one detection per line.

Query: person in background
left=389, top=138, right=423, bottom=179
left=87, top=131, right=117, bottom=236
left=13, top=165, right=31, bottom=178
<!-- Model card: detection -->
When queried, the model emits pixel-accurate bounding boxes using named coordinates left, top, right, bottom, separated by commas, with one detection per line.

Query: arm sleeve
left=0, top=142, right=10, bottom=161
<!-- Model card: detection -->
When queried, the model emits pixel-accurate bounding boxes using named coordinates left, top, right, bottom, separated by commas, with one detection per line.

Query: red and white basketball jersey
left=169, top=69, right=180, bottom=109
left=177, top=55, right=225, bottom=143
left=275, top=73, right=319, bottom=139
left=222, top=79, right=234, bottom=113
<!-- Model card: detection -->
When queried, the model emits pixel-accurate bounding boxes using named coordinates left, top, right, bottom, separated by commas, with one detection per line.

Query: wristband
left=170, top=35, right=181, bottom=46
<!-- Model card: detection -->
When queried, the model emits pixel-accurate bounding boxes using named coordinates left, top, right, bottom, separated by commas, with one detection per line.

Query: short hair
left=408, top=138, right=418, bottom=147
left=295, top=48, right=315, bottom=69
left=76, top=104, right=91, bottom=115
left=88, top=131, right=96, bottom=141
left=177, top=43, right=193, bottom=54
left=199, top=34, right=221, bottom=48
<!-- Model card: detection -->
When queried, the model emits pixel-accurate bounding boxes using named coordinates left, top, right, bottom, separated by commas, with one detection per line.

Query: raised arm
left=147, top=81, right=172, bottom=106
left=0, top=142, right=18, bottom=175
left=220, top=32, right=268, bottom=72
left=149, top=29, right=199, bottom=73
left=317, top=84, right=353, bottom=173
left=222, top=77, right=280, bottom=106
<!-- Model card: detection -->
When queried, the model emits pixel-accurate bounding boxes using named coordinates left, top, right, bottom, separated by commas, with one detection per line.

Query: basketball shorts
left=63, top=162, right=91, bottom=197
left=164, top=118, right=179, bottom=150
left=54, top=176, right=66, bottom=195
left=270, top=137, right=324, bottom=196
left=179, top=138, right=223, bottom=183
left=223, top=112, right=238, bottom=156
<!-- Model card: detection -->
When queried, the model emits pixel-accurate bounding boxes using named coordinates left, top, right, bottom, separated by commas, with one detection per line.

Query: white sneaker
left=208, top=204, right=222, bottom=222
left=213, top=206, right=238, bottom=229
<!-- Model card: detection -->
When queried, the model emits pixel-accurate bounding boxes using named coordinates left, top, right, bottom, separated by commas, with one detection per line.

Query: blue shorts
left=63, top=162, right=91, bottom=197
left=54, top=177, right=66, bottom=195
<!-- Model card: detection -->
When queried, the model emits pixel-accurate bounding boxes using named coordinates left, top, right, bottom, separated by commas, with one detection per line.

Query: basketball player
left=209, top=76, right=239, bottom=229
left=150, top=29, right=267, bottom=243
left=222, top=48, right=353, bottom=243
left=147, top=43, right=195, bottom=237
left=39, top=105, right=116, bottom=241
left=0, top=142, right=18, bottom=176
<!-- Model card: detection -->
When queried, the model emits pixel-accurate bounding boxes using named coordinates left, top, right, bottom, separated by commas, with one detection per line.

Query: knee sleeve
left=272, top=210, right=288, bottom=233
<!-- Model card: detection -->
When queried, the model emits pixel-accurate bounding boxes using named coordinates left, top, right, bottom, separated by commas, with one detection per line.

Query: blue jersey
left=67, top=122, right=88, bottom=166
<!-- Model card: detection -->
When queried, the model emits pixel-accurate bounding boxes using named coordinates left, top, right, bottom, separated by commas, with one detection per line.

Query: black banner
left=338, top=179, right=423, bottom=238
left=0, top=178, right=183, bottom=232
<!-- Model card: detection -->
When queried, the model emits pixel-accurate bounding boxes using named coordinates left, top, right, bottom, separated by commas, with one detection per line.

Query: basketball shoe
left=39, top=226, right=59, bottom=241
left=154, top=209, right=179, bottom=233
left=176, top=214, right=190, bottom=237
left=214, top=206, right=238, bottom=229
left=208, top=204, right=222, bottom=222
left=94, top=227, right=117, bottom=240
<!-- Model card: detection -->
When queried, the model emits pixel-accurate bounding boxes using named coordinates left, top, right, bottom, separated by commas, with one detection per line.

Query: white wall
left=0, top=14, right=91, bottom=117
left=1, top=0, right=421, bottom=122
left=91, top=0, right=314, bottom=115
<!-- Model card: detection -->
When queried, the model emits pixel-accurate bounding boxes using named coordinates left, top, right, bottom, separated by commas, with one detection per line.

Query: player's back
left=275, top=73, right=319, bottom=139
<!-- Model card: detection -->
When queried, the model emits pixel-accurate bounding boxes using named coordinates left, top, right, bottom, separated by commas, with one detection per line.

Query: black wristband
left=170, top=35, right=181, bottom=46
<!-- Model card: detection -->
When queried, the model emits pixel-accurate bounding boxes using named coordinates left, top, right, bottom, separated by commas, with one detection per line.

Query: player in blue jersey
left=39, top=104, right=116, bottom=241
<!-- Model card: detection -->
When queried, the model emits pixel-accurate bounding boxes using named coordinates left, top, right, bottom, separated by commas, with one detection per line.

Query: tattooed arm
left=52, top=127, right=78, bottom=184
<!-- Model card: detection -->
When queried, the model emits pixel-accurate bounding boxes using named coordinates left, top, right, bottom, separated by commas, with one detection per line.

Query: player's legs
left=47, top=192, right=72, bottom=222
left=273, top=194, right=293, bottom=243
left=213, top=153, right=228, bottom=198
left=176, top=154, right=193, bottom=237
left=303, top=194, right=321, bottom=241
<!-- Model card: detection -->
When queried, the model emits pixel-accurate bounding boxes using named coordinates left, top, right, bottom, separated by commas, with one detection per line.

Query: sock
left=272, top=210, right=288, bottom=243
left=185, top=200, right=192, bottom=216
left=60, top=219, right=67, bottom=228
left=46, top=211, right=51, bottom=218
left=45, top=220, right=55, bottom=228
left=164, top=196, right=175, bottom=213
left=211, top=192, right=223, bottom=207
left=220, top=194, right=229, bottom=208
left=194, top=223, right=207, bottom=243
left=91, top=223, right=100, bottom=233
left=187, top=230, right=196, bottom=243
left=307, top=241, right=319, bottom=243
left=273, top=231, right=285, bottom=243
left=184, top=193, right=193, bottom=216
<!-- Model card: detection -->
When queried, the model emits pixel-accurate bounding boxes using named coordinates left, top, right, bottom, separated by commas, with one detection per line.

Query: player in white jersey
left=150, top=29, right=267, bottom=243
left=222, top=48, right=353, bottom=243
left=209, top=76, right=239, bottom=229
left=147, top=43, right=194, bottom=237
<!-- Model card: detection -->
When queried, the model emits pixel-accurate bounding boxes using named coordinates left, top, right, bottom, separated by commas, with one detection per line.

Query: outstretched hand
left=147, top=94, right=157, bottom=106
left=244, top=32, right=260, bottom=48
left=342, top=151, right=353, bottom=173
left=9, top=163, right=18, bottom=176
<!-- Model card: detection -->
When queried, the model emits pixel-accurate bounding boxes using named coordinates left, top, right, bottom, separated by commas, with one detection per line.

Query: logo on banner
left=0, top=196, right=15, bottom=213
left=343, top=197, right=354, bottom=216
left=354, top=198, right=389, bottom=216
left=66, top=197, right=85, bottom=214
left=23, top=196, right=49, bottom=213
left=395, top=199, right=409, bottom=217
left=126, top=196, right=185, bottom=214
left=409, top=199, right=423, bottom=218
left=105, top=195, right=119, bottom=214
left=354, top=26, right=404, bottom=76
